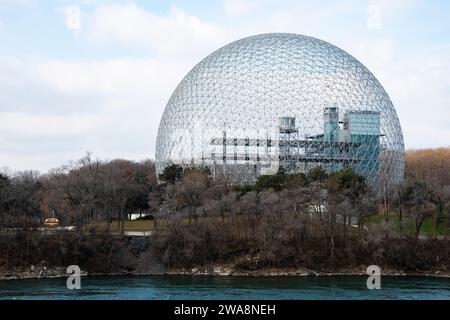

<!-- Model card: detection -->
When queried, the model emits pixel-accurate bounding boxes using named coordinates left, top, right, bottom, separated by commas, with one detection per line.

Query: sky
left=0, top=0, right=449, bottom=173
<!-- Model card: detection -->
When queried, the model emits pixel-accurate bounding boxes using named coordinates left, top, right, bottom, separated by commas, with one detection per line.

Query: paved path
left=123, top=231, right=153, bottom=237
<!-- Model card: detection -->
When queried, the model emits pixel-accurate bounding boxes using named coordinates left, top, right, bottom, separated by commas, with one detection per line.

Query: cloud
left=349, top=38, right=394, bottom=70
left=1, top=4, right=215, bottom=172
left=0, top=112, right=106, bottom=139
left=64, top=5, right=82, bottom=31
left=368, top=0, right=421, bottom=15
left=87, top=4, right=227, bottom=61
left=219, top=1, right=362, bottom=44
left=0, top=56, right=97, bottom=114
left=223, top=0, right=259, bottom=16
left=0, top=55, right=191, bottom=172
left=0, top=0, right=447, bottom=173
left=365, top=0, right=422, bottom=31
left=366, top=4, right=381, bottom=30
left=35, top=58, right=188, bottom=100
left=0, top=111, right=110, bottom=172
left=0, top=0, right=37, bottom=11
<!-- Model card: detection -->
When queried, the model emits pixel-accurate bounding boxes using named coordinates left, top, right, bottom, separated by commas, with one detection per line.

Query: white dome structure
left=155, top=33, right=404, bottom=185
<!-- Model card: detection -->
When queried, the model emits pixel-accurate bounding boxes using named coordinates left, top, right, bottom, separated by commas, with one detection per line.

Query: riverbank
left=2, top=263, right=450, bottom=281
left=2, top=233, right=450, bottom=281
left=166, top=264, right=450, bottom=278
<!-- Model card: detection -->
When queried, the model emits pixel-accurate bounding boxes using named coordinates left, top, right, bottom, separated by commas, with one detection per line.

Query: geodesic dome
left=155, top=33, right=404, bottom=185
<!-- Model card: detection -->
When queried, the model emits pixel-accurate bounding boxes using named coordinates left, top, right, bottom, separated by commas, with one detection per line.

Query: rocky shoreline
left=2, top=264, right=449, bottom=281
left=0, top=265, right=88, bottom=281
left=166, top=265, right=450, bottom=278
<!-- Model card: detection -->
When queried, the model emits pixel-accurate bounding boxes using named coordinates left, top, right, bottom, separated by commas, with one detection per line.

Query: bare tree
left=175, top=169, right=210, bottom=224
left=405, top=148, right=450, bottom=238
left=399, top=181, right=434, bottom=241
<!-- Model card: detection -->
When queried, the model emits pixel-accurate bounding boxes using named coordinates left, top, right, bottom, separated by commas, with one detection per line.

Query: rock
left=130, top=238, right=149, bottom=257
left=295, top=269, right=309, bottom=276
left=213, top=267, right=231, bottom=276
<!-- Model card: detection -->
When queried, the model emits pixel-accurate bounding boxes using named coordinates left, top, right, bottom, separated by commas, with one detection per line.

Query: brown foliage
left=405, top=147, right=450, bottom=184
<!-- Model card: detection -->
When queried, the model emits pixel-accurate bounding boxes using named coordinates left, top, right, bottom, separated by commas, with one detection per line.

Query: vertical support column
left=234, top=138, right=237, bottom=163
left=222, top=130, right=226, bottom=175
left=256, top=138, right=260, bottom=162
left=245, top=137, right=249, bottom=161
left=190, top=129, right=194, bottom=165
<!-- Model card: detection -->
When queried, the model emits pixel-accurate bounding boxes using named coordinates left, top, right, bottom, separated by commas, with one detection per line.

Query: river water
left=0, top=275, right=449, bottom=300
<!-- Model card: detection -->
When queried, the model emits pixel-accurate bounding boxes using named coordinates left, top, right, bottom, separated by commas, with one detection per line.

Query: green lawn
left=368, top=212, right=447, bottom=237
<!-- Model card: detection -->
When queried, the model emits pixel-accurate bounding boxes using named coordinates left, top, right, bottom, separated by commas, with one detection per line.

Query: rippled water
left=0, top=275, right=449, bottom=300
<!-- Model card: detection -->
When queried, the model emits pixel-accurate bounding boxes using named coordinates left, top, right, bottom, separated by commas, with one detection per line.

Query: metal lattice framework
left=155, top=33, right=404, bottom=185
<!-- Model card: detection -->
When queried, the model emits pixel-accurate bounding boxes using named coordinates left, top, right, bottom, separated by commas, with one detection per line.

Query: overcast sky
left=0, top=0, right=449, bottom=173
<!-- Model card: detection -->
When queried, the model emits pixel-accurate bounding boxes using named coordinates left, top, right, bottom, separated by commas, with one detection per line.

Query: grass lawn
left=83, top=211, right=448, bottom=237
left=368, top=212, right=447, bottom=237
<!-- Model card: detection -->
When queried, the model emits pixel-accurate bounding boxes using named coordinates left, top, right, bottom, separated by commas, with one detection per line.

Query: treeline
left=403, top=148, right=450, bottom=238
left=152, top=165, right=373, bottom=269
left=0, top=148, right=449, bottom=272
left=0, top=153, right=157, bottom=233
left=150, top=148, right=450, bottom=270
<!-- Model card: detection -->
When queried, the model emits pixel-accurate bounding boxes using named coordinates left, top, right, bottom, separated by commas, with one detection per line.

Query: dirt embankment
left=2, top=234, right=450, bottom=281
left=0, top=235, right=166, bottom=281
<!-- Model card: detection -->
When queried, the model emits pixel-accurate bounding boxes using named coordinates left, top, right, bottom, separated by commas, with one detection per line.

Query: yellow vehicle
left=44, top=217, right=59, bottom=228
